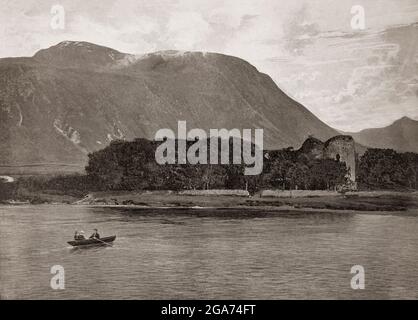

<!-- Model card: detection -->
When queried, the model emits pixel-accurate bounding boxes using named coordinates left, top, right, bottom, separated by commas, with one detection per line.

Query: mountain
left=348, top=117, right=418, bottom=153
left=0, top=41, right=339, bottom=173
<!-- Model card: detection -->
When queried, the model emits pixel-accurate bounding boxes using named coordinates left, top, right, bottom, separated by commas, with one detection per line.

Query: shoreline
left=60, top=203, right=418, bottom=215
left=2, top=190, right=418, bottom=213
left=2, top=203, right=418, bottom=217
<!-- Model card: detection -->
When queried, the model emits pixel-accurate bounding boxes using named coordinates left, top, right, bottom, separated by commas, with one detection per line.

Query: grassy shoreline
left=3, top=190, right=417, bottom=212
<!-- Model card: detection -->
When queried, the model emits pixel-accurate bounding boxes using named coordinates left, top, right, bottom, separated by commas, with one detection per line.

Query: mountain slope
left=0, top=41, right=339, bottom=172
left=348, top=117, right=418, bottom=153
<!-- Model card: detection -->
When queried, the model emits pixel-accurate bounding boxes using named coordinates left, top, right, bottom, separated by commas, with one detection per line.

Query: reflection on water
left=1, top=205, right=418, bottom=299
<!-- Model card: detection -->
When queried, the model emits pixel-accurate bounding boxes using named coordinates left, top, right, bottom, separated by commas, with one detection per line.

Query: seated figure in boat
left=74, top=230, right=86, bottom=240
left=89, top=229, right=100, bottom=239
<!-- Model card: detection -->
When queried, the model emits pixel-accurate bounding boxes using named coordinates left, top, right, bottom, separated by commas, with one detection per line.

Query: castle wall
left=298, top=137, right=324, bottom=159
left=323, top=136, right=356, bottom=184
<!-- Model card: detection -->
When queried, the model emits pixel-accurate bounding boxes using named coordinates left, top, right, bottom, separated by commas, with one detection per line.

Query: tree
left=358, top=148, right=418, bottom=190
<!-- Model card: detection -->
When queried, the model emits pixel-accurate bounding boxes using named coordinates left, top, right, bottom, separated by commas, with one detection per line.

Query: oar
left=90, top=237, right=113, bottom=246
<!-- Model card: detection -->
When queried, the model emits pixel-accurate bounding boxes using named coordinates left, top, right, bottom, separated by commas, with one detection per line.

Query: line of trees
left=85, top=138, right=249, bottom=191
left=357, top=148, right=418, bottom=190
left=261, top=147, right=349, bottom=191
left=83, top=138, right=349, bottom=193
left=4, top=140, right=418, bottom=202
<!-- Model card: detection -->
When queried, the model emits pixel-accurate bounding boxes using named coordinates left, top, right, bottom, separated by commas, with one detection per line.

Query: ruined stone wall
left=323, top=135, right=356, bottom=183
left=298, top=137, right=324, bottom=159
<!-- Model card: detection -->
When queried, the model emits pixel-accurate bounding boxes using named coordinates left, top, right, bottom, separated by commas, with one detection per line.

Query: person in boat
left=74, top=230, right=86, bottom=240
left=89, top=229, right=100, bottom=239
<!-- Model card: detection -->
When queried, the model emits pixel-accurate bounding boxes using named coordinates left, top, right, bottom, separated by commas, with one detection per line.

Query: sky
left=1, top=0, right=417, bottom=132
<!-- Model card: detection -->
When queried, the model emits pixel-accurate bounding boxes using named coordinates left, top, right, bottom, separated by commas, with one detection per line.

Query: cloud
left=269, top=21, right=418, bottom=131
left=163, top=11, right=211, bottom=50
left=282, top=5, right=321, bottom=56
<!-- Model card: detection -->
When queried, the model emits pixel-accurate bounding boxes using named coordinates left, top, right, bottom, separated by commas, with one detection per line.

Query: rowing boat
left=67, top=235, right=116, bottom=247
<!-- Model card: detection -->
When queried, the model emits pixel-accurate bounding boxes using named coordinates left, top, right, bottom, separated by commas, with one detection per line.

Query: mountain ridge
left=347, top=116, right=418, bottom=153
left=0, top=41, right=347, bottom=173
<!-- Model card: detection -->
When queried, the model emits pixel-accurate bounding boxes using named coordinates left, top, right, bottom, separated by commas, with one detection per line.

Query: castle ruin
left=298, top=135, right=357, bottom=189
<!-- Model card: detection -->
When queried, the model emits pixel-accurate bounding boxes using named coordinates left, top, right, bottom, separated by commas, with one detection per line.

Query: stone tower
left=323, top=135, right=356, bottom=185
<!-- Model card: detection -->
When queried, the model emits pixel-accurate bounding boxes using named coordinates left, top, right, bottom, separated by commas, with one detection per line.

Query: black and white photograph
left=1, top=0, right=418, bottom=305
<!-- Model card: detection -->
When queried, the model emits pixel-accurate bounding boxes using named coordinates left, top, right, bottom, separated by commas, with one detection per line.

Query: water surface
left=1, top=205, right=418, bottom=299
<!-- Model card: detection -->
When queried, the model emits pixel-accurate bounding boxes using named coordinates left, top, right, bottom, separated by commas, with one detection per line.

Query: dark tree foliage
left=13, top=141, right=418, bottom=198
left=14, top=174, right=93, bottom=197
left=262, top=148, right=348, bottom=191
left=0, top=180, right=18, bottom=201
left=0, top=173, right=93, bottom=203
left=85, top=138, right=249, bottom=191
left=84, top=138, right=349, bottom=192
left=358, top=148, right=418, bottom=190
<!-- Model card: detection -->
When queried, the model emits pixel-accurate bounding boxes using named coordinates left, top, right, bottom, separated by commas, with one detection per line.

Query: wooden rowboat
left=67, top=235, right=116, bottom=247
